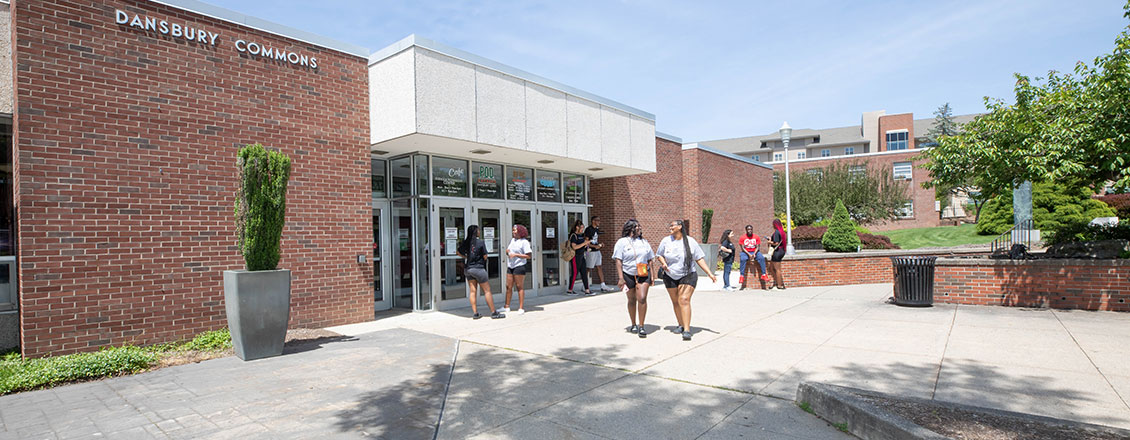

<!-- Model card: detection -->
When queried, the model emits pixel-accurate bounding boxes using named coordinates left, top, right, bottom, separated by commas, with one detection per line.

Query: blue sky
left=217, top=0, right=1127, bottom=141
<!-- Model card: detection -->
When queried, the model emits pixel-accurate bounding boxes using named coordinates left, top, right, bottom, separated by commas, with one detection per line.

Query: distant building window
left=773, top=153, right=783, bottom=162
left=897, top=201, right=914, bottom=218
left=773, top=173, right=779, bottom=182
left=806, top=169, right=824, bottom=180
left=886, top=131, right=909, bottom=150
left=893, top=162, right=913, bottom=181
left=753, top=154, right=761, bottom=162
left=797, top=152, right=806, bottom=159
left=849, top=165, right=866, bottom=176
left=821, top=149, right=831, bottom=157
left=844, top=147, right=855, bottom=155
left=760, top=142, right=768, bottom=148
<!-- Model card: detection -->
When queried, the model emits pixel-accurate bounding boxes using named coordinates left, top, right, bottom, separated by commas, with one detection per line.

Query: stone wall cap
left=936, top=257, right=1130, bottom=267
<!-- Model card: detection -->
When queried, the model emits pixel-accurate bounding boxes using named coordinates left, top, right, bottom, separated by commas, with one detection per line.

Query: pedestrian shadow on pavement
left=282, top=335, right=359, bottom=355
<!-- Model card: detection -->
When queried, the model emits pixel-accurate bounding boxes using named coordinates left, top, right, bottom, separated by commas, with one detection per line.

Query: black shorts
left=507, top=265, right=528, bottom=276
left=621, top=272, right=650, bottom=289
left=661, top=271, right=698, bottom=289
left=771, top=248, right=786, bottom=262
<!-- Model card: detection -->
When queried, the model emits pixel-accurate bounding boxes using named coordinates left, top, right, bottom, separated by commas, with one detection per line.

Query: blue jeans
left=722, top=260, right=733, bottom=288
left=739, top=252, right=767, bottom=277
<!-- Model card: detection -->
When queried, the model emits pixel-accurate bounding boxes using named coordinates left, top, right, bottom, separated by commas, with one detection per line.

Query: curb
left=795, top=382, right=1130, bottom=440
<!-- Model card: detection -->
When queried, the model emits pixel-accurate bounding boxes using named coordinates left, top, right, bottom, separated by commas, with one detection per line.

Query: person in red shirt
left=738, top=225, right=769, bottom=290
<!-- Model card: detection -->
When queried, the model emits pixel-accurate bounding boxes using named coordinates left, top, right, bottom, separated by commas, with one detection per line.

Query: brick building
left=699, top=111, right=979, bottom=231
left=0, top=0, right=770, bottom=356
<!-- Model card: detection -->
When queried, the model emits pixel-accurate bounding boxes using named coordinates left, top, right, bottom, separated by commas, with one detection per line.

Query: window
left=506, top=167, right=534, bottom=201
left=893, top=162, right=913, bottom=181
left=535, top=170, right=561, bottom=202
left=390, top=156, right=412, bottom=197
left=849, top=165, right=866, bottom=178
left=472, top=162, right=503, bottom=199
left=797, top=152, right=806, bottom=159
left=897, top=201, right=914, bottom=218
left=772, top=173, right=779, bottom=182
left=371, top=159, right=387, bottom=198
left=563, top=174, right=585, bottom=204
left=821, top=149, right=830, bottom=157
left=844, top=147, right=855, bottom=155
left=805, top=169, right=824, bottom=180
left=431, top=157, right=468, bottom=197
left=753, top=155, right=761, bottom=162
left=773, top=153, right=783, bottom=162
left=886, top=130, right=909, bottom=151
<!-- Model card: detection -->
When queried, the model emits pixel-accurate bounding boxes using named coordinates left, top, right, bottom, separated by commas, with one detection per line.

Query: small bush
left=822, top=200, right=861, bottom=252
left=0, top=347, right=158, bottom=394
left=179, top=329, right=232, bottom=351
left=859, top=233, right=899, bottom=249
left=1095, top=194, right=1130, bottom=219
left=1046, top=221, right=1130, bottom=246
left=792, top=225, right=827, bottom=241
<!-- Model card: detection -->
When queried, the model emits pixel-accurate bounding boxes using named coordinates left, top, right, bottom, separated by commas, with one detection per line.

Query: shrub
left=814, top=217, right=872, bottom=234
left=976, top=182, right=1116, bottom=236
left=701, top=209, right=713, bottom=243
left=1046, top=221, right=1130, bottom=246
left=1095, top=194, right=1130, bottom=219
left=792, top=225, right=826, bottom=241
left=178, top=329, right=232, bottom=351
left=0, top=347, right=158, bottom=394
left=235, top=144, right=292, bottom=271
left=859, top=233, right=899, bottom=249
left=822, top=200, right=862, bottom=252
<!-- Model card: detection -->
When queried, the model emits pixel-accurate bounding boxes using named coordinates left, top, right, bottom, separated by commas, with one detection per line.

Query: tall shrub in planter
left=822, top=200, right=861, bottom=252
left=701, top=209, right=713, bottom=243
left=224, top=144, right=293, bottom=361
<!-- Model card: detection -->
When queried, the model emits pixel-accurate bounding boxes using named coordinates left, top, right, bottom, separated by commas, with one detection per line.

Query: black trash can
left=890, top=256, right=937, bottom=307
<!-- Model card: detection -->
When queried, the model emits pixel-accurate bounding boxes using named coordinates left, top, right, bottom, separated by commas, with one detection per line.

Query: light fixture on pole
left=780, top=121, right=795, bottom=256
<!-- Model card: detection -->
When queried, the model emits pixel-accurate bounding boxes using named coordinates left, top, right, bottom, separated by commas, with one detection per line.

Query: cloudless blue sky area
left=216, top=0, right=1127, bottom=141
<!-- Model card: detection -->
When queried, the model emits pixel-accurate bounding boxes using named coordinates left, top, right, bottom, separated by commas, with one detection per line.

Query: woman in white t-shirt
left=502, top=225, right=533, bottom=315
left=612, top=219, right=655, bottom=338
left=656, top=219, right=717, bottom=341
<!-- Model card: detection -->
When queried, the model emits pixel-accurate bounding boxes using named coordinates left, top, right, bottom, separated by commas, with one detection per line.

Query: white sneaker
left=516, top=308, right=525, bottom=315
left=600, top=283, right=610, bottom=291
left=499, top=307, right=510, bottom=313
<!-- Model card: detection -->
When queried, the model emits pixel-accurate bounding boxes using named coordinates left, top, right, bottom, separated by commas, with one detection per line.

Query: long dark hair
left=572, top=219, right=584, bottom=236
left=720, top=229, right=733, bottom=244
left=622, top=219, right=641, bottom=238
left=459, top=224, right=479, bottom=256
left=674, top=219, right=692, bottom=272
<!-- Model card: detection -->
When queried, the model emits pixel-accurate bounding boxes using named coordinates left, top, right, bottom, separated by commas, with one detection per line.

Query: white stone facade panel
left=369, top=48, right=416, bottom=144
left=415, top=49, right=476, bottom=140
left=630, top=115, right=656, bottom=172
left=524, top=82, right=567, bottom=155
left=475, top=67, right=526, bottom=150
left=600, top=106, right=631, bottom=167
left=566, top=96, right=601, bottom=161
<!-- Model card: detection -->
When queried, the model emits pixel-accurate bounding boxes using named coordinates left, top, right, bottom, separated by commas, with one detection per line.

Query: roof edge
left=684, top=143, right=773, bottom=170
left=150, top=0, right=369, bottom=57
left=656, top=131, right=682, bottom=143
left=370, top=35, right=656, bottom=122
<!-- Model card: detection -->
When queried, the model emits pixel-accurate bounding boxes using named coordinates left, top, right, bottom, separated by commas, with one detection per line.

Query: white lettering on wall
left=114, top=10, right=318, bottom=69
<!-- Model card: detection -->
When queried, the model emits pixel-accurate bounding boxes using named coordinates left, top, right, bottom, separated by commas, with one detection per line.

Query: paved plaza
left=2, top=282, right=1129, bottom=439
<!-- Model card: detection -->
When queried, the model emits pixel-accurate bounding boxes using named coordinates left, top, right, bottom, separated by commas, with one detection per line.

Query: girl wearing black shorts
left=657, top=219, right=717, bottom=341
left=612, top=219, right=655, bottom=338
left=503, top=225, right=532, bottom=314
left=457, top=225, right=504, bottom=319
left=767, top=219, right=787, bottom=290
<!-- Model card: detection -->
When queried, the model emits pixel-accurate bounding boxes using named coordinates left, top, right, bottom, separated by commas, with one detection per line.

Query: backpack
left=561, top=235, right=576, bottom=261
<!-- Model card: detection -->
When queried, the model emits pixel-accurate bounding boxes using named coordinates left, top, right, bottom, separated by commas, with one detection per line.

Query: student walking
left=657, top=219, right=717, bottom=341
left=566, top=220, right=592, bottom=295
left=767, top=219, right=788, bottom=289
left=613, top=219, right=655, bottom=338
left=584, top=216, right=612, bottom=292
left=457, top=225, right=504, bottom=319
left=501, top=225, right=532, bottom=315
left=718, top=229, right=736, bottom=291
left=738, top=225, right=769, bottom=291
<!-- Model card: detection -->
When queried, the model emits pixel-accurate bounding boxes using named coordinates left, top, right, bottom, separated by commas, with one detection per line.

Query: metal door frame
left=372, top=202, right=392, bottom=312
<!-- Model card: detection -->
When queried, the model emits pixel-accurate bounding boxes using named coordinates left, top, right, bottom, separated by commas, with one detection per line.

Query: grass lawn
left=884, top=224, right=996, bottom=249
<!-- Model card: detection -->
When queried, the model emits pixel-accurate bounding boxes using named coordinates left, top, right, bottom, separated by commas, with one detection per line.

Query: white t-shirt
left=656, top=235, right=706, bottom=279
left=506, top=238, right=532, bottom=269
left=612, top=237, right=654, bottom=276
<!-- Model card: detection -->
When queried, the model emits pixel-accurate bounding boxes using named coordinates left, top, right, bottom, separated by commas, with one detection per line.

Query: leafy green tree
left=822, top=200, right=862, bottom=252
left=922, top=2, right=1130, bottom=199
left=774, top=162, right=909, bottom=225
left=975, top=181, right=1115, bottom=235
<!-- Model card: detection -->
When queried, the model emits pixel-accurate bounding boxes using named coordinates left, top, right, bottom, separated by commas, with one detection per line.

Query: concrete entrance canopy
left=369, top=35, right=656, bottom=179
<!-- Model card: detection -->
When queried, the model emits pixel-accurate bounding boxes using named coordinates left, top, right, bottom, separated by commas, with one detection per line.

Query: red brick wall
left=877, top=113, right=913, bottom=152
left=773, top=250, right=988, bottom=288
left=14, top=0, right=372, bottom=357
left=590, top=139, right=773, bottom=281
left=935, top=259, right=1130, bottom=311
left=772, top=151, right=938, bottom=231
left=686, top=148, right=774, bottom=245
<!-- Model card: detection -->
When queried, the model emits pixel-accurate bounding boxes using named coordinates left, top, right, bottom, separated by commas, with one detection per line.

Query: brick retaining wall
left=777, top=249, right=988, bottom=288
left=935, top=258, right=1130, bottom=311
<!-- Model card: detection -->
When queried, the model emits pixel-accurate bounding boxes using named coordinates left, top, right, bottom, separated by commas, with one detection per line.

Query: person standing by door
left=584, top=216, right=612, bottom=292
left=613, top=219, right=655, bottom=338
left=657, top=219, right=717, bottom=341
left=502, top=225, right=532, bottom=315
left=566, top=220, right=592, bottom=295
left=458, top=225, right=504, bottom=319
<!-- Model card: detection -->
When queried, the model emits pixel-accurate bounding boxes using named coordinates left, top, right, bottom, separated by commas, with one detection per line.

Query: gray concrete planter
left=223, top=269, right=291, bottom=361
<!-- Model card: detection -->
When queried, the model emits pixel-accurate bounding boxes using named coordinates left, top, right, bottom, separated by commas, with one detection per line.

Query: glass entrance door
left=538, top=209, right=561, bottom=291
left=436, top=202, right=468, bottom=304
left=474, top=204, right=504, bottom=298
left=373, top=204, right=391, bottom=311
left=391, top=199, right=414, bottom=309
left=509, top=208, right=535, bottom=294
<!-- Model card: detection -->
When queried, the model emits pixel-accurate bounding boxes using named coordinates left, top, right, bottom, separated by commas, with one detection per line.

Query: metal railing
left=990, top=219, right=1034, bottom=255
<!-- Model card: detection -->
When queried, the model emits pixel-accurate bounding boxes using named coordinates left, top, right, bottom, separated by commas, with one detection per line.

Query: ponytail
left=676, top=219, right=692, bottom=272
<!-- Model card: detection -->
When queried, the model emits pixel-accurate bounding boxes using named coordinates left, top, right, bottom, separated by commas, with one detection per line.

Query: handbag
left=561, top=236, right=575, bottom=261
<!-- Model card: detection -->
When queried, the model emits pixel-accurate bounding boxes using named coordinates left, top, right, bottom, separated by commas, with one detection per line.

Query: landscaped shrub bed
left=787, top=225, right=899, bottom=250
left=1095, top=193, right=1130, bottom=219
left=0, top=329, right=232, bottom=395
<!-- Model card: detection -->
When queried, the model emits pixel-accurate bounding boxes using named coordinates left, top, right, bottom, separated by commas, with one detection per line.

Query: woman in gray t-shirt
left=612, top=219, right=655, bottom=338
left=656, top=219, right=717, bottom=341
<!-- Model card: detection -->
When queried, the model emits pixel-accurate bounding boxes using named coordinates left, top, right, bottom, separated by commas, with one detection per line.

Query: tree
left=774, top=162, right=910, bottom=225
left=822, top=200, right=861, bottom=252
left=922, top=2, right=1130, bottom=199
left=974, top=181, right=1115, bottom=235
left=923, top=103, right=978, bottom=219
left=926, top=103, right=959, bottom=142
